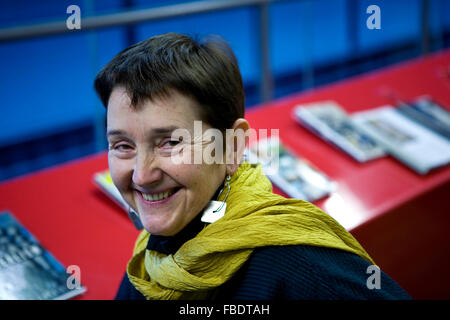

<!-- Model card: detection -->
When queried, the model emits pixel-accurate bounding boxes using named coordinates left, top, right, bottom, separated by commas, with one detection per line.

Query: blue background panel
left=270, top=0, right=351, bottom=74
left=357, top=0, right=421, bottom=53
left=0, top=27, right=124, bottom=147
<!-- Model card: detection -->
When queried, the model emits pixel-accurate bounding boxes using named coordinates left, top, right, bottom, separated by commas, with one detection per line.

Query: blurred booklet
left=93, top=170, right=128, bottom=211
left=293, top=101, right=385, bottom=162
left=93, top=171, right=143, bottom=230
left=247, top=137, right=336, bottom=202
left=0, top=211, right=86, bottom=300
left=396, top=96, right=450, bottom=140
left=352, top=106, right=450, bottom=174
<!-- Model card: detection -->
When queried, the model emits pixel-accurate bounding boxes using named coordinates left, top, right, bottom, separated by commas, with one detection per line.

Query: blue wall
left=0, top=0, right=449, bottom=181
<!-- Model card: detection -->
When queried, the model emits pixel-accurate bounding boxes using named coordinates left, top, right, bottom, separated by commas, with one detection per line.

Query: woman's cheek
left=167, top=143, right=195, bottom=166
left=108, top=156, right=131, bottom=191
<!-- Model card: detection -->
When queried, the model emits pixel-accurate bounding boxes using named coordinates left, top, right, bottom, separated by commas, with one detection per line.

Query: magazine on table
left=396, top=96, right=450, bottom=140
left=93, top=170, right=143, bottom=230
left=351, top=105, right=450, bottom=175
left=292, top=101, right=385, bottom=162
left=0, top=211, right=87, bottom=300
left=246, top=137, right=336, bottom=202
left=93, top=170, right=128, bottom=211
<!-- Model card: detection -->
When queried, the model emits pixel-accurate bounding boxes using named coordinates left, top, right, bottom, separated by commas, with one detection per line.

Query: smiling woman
left=93, top=32, right=410, bottom=300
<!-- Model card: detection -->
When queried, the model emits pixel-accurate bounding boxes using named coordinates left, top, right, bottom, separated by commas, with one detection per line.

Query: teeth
left=142, top=190, right=174, bottom=202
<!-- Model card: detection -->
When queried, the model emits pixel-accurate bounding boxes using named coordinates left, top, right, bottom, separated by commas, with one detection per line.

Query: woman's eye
left=161, top=140, right=180, bottom=147
left=113, top=144, right=133, bottom=151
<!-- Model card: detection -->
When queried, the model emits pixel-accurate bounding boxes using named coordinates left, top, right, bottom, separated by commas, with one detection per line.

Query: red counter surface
left=1, top=50, right=449, bottom=300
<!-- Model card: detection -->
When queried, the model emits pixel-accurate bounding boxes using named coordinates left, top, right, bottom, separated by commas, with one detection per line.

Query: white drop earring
left=201, top=175, right=231, bottom=224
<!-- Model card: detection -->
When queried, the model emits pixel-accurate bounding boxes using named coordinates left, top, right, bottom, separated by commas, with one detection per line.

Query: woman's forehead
left=110, top=86, right=201, bottom=113
left=106, top=87, right=206, bottom=132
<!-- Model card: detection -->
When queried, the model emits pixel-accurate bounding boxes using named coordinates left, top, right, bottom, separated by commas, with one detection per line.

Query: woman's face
left=106, top=87, right=227, bottom=236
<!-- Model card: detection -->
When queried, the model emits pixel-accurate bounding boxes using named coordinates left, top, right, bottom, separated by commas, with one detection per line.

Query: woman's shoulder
left=217, top=244, right=411, bottom=300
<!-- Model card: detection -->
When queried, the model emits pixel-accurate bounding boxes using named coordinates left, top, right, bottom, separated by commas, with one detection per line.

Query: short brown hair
left=94, top=32, right=245, bottom=132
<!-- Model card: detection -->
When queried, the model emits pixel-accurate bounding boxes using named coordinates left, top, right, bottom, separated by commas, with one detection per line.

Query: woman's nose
left=132, top=151, right=163, bottom=187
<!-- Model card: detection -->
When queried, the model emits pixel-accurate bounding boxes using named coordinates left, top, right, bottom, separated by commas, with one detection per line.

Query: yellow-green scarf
left=127, top=162, right=374, bottom=299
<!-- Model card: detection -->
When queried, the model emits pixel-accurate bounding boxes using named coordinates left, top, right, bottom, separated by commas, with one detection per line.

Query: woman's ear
left=225, top=118, right=250, bottom=175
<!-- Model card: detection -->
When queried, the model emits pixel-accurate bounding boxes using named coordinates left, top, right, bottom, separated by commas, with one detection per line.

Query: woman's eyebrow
left=106, top=126, right=182, bottom=138
left=149, top=126, right=180, bottom=135
left=106, top=129, right=127, bottom=138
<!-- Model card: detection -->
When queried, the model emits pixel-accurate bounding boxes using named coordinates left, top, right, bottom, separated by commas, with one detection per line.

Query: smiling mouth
left=139, top=187, right=181, bottom=202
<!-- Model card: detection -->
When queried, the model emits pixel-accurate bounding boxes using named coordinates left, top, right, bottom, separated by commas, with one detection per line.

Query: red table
left=1, top=49, right=449, bottom=300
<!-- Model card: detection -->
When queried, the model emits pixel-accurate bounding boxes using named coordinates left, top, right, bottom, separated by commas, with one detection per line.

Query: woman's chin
left=140, top=216, right=169, bottom=236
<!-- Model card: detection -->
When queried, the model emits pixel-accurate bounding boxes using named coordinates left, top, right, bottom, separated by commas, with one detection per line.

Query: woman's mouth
left=137, top=187, right=181, bottom=205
